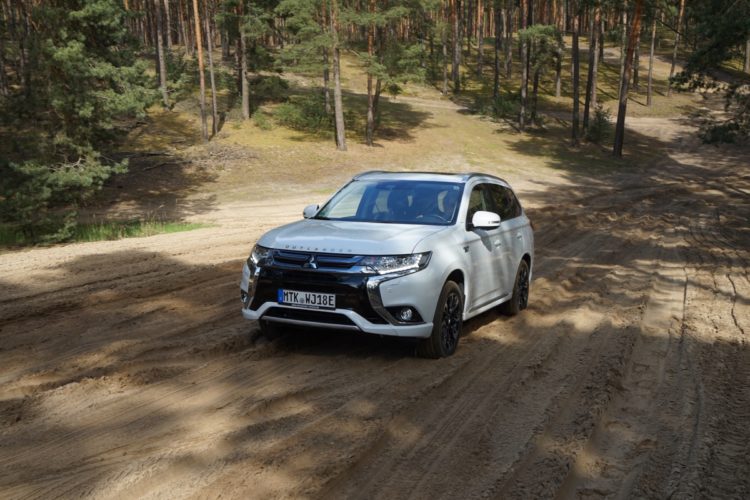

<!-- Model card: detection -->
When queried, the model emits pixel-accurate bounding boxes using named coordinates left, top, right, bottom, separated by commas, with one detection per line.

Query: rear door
left=489, top=184, right=528, bottom=292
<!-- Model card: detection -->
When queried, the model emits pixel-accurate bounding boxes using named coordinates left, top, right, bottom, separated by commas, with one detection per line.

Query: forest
left=0, top=0, right=749, bottom=242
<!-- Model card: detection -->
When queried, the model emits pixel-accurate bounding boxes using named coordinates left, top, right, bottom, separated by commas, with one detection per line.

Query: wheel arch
left=444, top=269, right=468, bottom=314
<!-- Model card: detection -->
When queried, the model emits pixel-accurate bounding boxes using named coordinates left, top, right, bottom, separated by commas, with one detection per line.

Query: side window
left=505, top=188, right=523, bottom=219
left=466, top=184, right=493, bottom=226
left=488, top=185, right=508, bottom=220
left=489, top=185, right=522, bottom=220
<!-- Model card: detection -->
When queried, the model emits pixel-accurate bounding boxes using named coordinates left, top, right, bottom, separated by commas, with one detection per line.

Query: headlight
left=249, top=245, right=272, bottom=268
left=360, top=252, right=431, bottom=275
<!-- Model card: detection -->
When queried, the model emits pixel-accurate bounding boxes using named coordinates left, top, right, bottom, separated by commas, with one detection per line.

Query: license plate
left=278, top=289, right=336, bottom=310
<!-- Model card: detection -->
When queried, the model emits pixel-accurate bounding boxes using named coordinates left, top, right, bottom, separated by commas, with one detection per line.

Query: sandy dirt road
left=1, top=116, right=749, bottom=499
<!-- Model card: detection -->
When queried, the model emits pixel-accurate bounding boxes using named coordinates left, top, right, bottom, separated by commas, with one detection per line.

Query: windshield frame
left=314, top=179, right=465, bottom=226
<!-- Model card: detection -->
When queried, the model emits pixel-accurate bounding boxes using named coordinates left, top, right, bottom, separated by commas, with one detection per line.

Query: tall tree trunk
left=192, top=0, right=207, bottom=141
left=239, top=5, right=249, bottom=120
left=583, top=4, right=600, bottom=131
left=177, top=0, right=187, bottom=47
left=330, top=0, right=347, bottom=151
left=451, top=0, right=460, bottom=93
left=323, top=48, right=331, bottom=114
left=599, top=14, right=604, bottom=60
left=0, top=33, right=7, bottom=97
left=619, top=7, right=627, bottom=98
left=531, top=68, right=540, bottom=124
left=571, top=3, right=580, bottom=146
left=204, top=0, right=219, bottom=137
left=442, top=13, right=449, bottom=95
left=632, top=24, right=641, bottom=91
left=493, top=4, right=501, bottom=98
left=667, top=0, right=685, bottom=96
left=503, top=3, right=511, bottom=78
left=745, top=38, right=750, bottom=73
left=182, top=0, right=194, bottom=56
left=221, top=20, right=230, bottom=62
left=519, top=0, right=528, bottom=131
left=162, top=0, right=172, bottom=49
left=646, top=13, right=656, bottom=105
left=476, top=0, right=484, bottom=75
left=366, top=0, right=376, bottom=146
left=154, top=0, right=169, bottom=108
left=613, top=0, right=643, bottom=156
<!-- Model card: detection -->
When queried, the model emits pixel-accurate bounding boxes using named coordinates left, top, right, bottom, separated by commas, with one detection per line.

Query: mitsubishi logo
left=303, top=255, right=318, bottom=269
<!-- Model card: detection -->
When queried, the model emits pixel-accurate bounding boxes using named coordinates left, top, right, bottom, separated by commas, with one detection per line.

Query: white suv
left=240, top=171, right=534, bottom=357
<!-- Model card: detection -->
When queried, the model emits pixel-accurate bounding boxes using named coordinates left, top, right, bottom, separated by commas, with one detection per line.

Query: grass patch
left=0, top=219, right=210, bottom=247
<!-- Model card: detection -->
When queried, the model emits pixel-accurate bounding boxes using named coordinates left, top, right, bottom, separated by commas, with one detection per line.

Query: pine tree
left=0, top=0, right=154, bottom=240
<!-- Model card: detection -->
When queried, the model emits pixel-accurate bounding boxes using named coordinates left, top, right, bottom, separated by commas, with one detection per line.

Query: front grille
left=263, top=307, right=357, bottom=326
left=272, top=250, right=363, bottom=270
left=250, top=268, right=387, bottom=324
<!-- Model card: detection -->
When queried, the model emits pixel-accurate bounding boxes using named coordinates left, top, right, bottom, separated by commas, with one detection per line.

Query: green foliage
left=347, top=2, right=426, bottom=94
left=275, top=0, right=331, bottom=76
left=252, top=109, right=274, bottom=130
left=251, top=75, right=290, bottom=103
left=675, top=0, right=750, bottom=142
left=0, top=156, right=127, bottom=242
left=519, top=25, right=564, bottom=77
left=699, top=84, right=750, bottom=144
left=0, top=0, right=154, bottom=241
left=473, top=92, right=520, bottom=119
left=586, top=104, right=612, bottom=144
left=0, top=218, right=208, bottom=247
left=165, top=50, right=197, bottom=101
left=682, top=0, right=750, bottom=74
left=274, top=95, right=332, bottom=132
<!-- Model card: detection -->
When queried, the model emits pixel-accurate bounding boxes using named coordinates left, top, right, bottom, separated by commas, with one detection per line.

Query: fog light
left=399, top=307, right=413, bottom=321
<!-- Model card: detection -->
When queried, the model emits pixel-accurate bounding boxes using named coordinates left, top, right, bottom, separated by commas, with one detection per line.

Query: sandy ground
left=1, top=110, right=749, bottom=499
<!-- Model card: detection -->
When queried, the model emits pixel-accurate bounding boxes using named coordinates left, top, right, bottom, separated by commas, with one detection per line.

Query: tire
left=258, top=319, right=282, bottom=340
left=501, top=259, right=530, bottom=316
left=417, top=280, right=464, bottom=359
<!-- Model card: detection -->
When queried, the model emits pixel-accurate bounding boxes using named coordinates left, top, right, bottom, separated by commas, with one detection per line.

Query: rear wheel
left=417, top=280, right=464, bottom=358
left=501, top=260, right=530, bottom=316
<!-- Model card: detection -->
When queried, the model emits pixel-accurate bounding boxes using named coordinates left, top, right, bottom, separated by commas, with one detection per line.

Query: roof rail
left=352, top=170, right=385, bottom=179
left=463, top=172, right=509, bottom=184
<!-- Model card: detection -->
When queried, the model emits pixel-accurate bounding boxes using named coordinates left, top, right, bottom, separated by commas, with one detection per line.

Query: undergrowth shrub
left=251, top=75, right=289, bottom=103
left=586, top=104, right=612, bottom=144
left=274, top=95, right=332, bottom=132
left=252, top=109, right=273, bottom=130
left=472, top=92, right=520, bottom=119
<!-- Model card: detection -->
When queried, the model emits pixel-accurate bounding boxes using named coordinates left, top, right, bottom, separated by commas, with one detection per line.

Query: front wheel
left=417, top=280, right=464, bottom=358
left=501, top=260, right=530, bottom=316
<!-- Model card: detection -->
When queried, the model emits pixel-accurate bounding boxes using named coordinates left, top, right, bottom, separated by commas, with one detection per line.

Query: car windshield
left=315, top=180, right=464, bottom=225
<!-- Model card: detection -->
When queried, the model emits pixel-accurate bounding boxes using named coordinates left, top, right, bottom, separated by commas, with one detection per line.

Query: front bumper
left=240, top=263, right=434, bottom=338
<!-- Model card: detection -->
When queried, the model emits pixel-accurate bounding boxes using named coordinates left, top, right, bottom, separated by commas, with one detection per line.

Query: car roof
left=353, top=170, right=510, bottom=186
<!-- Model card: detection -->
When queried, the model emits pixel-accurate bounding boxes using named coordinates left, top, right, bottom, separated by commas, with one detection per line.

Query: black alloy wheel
left=417, top=280, right=464, bottom=358
left=501, top=259, right=530, bottom=316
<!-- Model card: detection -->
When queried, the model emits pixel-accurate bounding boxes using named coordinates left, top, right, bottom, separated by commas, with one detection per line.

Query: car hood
left=257, top=219, right=449, bottom=255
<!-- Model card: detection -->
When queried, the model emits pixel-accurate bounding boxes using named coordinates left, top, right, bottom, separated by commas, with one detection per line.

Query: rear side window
left=489, top=185, right=522, bottom=221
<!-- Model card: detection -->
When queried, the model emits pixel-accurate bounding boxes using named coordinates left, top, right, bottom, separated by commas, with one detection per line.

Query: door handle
left=493, top=239, right=502, bottom=247
left=515, top=233, right=523, bottom=240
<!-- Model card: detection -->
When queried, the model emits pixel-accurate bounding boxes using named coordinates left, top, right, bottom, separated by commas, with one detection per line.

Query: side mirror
left=471, top=210, right=501, bottom=229
left=303, top=204, right=320, bottom=219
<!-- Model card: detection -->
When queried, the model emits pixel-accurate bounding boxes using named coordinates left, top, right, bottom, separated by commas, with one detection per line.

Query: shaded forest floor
left=1, top=42, right=749, bottom=498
